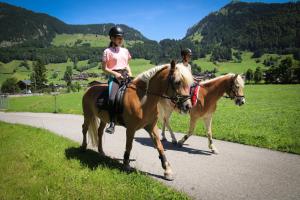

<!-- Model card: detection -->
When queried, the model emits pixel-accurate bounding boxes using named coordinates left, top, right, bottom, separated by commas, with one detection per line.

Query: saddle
left=96, top=75, right=132, bottom=115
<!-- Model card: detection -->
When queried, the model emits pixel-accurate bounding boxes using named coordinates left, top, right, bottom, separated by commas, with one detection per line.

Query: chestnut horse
left=81, top=61, right=193, bottom=180
left=159, top=73, right=245, bottom=154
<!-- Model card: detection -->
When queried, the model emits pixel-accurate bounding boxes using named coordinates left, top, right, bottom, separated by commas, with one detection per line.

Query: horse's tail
left=82, top=87, right=100, bottom=147
left=87, top=113, right=99, bottom=146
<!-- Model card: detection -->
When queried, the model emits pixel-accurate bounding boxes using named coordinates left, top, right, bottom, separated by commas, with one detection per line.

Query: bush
left=1, top=77, right=20, bottom=94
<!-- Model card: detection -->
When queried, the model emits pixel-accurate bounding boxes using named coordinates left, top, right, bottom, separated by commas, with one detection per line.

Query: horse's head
left=226, top=74, right=246, bottom=106
left=165, top=60, right=194, bottom=113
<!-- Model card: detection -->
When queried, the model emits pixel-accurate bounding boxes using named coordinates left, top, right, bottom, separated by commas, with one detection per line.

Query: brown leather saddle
left=96, top=74, right=132, bottom=115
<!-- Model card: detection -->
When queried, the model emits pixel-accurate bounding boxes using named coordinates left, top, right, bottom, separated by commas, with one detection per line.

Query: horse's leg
left=123, top=128, right=135, bottom=171
left=81, top=117, right=89, bottom=150
left=161, top=118, right=167, bottom=142
left=97, top=121, right=106, bottom=156
left=145, top=123, right=174, bottom=180
left=165, top=117, right=177, bottom=144
left=204, top=115, right=219, bottom=154
left=178, top=115, right=197, bottom=147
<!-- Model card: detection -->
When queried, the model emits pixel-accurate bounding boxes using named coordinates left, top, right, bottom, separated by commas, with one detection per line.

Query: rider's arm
left=102, top=61, right=123, bottom=79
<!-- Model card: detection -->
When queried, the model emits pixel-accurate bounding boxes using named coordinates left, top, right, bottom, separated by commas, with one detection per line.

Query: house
left=17, top=80, right=31, bottom=93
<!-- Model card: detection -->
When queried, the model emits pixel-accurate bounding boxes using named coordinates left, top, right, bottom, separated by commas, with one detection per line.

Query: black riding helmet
left=109, top=26, right=124, bottom=38
left=181, top=48, right=192, bottom=57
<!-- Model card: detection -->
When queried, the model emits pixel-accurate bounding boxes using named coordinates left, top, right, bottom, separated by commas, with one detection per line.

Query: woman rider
left=178, top=48, right=192, bottom=71
left=102, top=26, right=132, bottom=134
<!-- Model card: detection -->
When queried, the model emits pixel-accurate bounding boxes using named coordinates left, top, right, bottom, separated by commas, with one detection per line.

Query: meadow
left=193, top=52, right=295, bottom=75
left=51, top=33, right=143, bottom=48
left=6, top=84, right=300, bottom=154
left=0, top=121, right=189, bottom=199
left=0, top=58, right=154, bottom=85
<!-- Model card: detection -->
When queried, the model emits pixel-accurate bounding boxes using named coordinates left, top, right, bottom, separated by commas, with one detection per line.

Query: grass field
left=193, top=52, right=295, bottom=75
left=51, top=33, right=143, bottom=48
left=0, top=58, right=154, bottom=85
left=0, top=121, right=189, bottom=199
left=6, top=84, right=300, bottom=154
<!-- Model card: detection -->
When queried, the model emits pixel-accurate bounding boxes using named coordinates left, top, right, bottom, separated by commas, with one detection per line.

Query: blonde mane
left=201, top=73, right=244, bottom=88
left=135, top=63, right=194, bottom=87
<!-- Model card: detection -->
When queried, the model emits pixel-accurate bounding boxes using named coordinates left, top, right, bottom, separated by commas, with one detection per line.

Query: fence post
left=0, top=94, right=8, bottom=110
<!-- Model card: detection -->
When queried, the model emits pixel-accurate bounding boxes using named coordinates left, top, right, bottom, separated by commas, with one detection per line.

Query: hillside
left=0, top=2, right=148, bottom=48
left=184, top=2, right=300, bottom=54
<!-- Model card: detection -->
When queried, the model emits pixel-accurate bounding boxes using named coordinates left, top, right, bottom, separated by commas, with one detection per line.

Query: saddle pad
left=190, top=84, right=200, bottom=106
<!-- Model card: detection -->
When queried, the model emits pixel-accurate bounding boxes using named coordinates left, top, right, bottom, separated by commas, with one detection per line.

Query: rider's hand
left=115, top=72, right=124, bottom=81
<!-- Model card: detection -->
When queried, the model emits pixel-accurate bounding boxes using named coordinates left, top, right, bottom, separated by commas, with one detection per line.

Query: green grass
left=51, top=33, right=110, bottom=48
left=0, top=58, right=153, bottom=85
left=129, top=58, right=154, bottom=76
left=193, top=52, right=296, bottom=75
left=6, top=84, right=300, bottom=154
left=51, top=33, right=143, bottom=48
left=0, top=121, right=189, bottom=200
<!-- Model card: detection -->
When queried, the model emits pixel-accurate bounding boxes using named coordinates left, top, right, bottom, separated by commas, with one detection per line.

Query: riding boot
left=105, top=108, right=115, bottom=134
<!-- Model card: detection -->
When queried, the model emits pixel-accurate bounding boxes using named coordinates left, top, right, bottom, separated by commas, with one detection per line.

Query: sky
left=1, top=0, right=290, bottom=41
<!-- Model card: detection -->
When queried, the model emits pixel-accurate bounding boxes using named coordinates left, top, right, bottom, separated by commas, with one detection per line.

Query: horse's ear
left=171, top=60, right=176, bottom=69
left=234, top=74, right=238, bottom=79
left=170, top=60, right=176, bottom=74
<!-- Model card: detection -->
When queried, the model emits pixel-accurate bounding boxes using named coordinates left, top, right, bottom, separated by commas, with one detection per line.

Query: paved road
left=0, top=112, right=299, bottom=200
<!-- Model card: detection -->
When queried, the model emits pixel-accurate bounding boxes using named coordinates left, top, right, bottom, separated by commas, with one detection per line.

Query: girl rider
left=102, top=26, right=132, bottom=134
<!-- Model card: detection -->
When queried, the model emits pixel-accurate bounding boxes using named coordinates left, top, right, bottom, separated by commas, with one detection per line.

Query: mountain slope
left=184, top=2, right=300, bottom=53
left=0, top=2, right=148, bottom=47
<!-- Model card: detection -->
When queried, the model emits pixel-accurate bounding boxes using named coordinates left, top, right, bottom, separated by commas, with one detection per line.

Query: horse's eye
left=175, top=81, right=181, bottom=86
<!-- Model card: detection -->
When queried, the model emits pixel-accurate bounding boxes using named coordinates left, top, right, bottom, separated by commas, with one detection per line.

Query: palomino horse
left=159, top=73, right=245, bottom=154
left=81, top=61, right=193, bottom=180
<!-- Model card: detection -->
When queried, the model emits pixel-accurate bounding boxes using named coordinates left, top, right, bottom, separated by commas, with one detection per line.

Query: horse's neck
left=203, top=76, right=231, bottom=100
left=132, top=78, right=166, bottom=110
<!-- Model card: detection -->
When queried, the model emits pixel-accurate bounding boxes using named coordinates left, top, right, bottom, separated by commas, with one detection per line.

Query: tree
left=278, top=57, right=293, bottom=83
left=1, top=77, right=20, bottom=94
left=30, top=59, right=47, bottom=91
left=64, top=66, right=73, bottom=87
left=74, top=82, right=82, bottom=92
left=233, top=51, right=242, bottom=62
left=72, top=56, right=78, bottom=70
left=210, top=46, right=232, bottom=62
left=19, top=60, right=30, bottom=70
left=245, top=69, right=254, bottom=83
left=254, top=67, right=263, bottom=83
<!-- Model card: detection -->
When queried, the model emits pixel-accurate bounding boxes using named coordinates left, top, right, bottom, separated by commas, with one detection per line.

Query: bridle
left=224, top=75, right=245, bottom=99
left=146, top=70, right=191, bottom=108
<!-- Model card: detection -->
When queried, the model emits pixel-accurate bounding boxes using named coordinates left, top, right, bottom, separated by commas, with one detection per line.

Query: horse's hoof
left=80, top=145, right=87, bottom=152
left=98, top=151, right=106, bottom=157
left=212, top=149, right=219, bottom=155
left=172, top=140, right=177, bottom=145
left=123, top=164, right=132, bottom=172
left=177, top=141, right=183, bottom=148
left=164, top=172, right=174, bottom=181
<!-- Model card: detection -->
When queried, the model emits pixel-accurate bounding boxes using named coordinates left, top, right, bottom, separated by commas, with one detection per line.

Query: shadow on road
left=64, top=146, right=167, bottom=180
left=135, top=137, right=213, bottom=155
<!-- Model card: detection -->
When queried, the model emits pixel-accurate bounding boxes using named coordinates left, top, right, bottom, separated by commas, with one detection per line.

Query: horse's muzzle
left=235, top=97, right=246, bottom=106
left=180, top=100, right=192, bottom=114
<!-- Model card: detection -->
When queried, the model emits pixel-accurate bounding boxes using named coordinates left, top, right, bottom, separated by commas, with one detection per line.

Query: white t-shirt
left=177, top=62, right=191, bottom=72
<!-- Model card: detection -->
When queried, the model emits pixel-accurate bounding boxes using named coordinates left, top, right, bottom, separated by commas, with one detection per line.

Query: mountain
left=0, top=1, right=299, bottom=65
left=0, top=2, right=148, bottom=47
left=184, top=1, right=300, bottom=54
